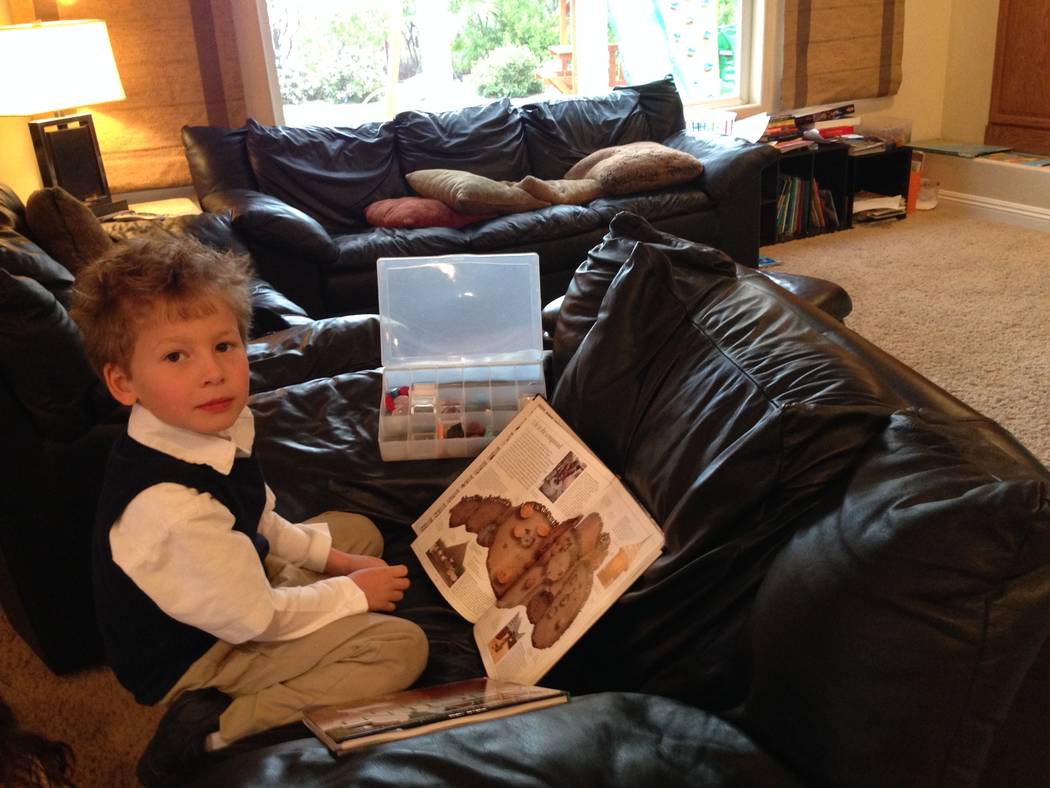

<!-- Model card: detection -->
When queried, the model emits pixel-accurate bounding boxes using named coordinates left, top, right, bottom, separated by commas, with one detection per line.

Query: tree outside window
left=265, top=0, right=745, bottom=127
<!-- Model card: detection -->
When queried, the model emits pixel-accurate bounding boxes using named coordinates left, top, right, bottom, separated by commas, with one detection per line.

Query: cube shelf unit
left=760, top=143, right=913, bottom=245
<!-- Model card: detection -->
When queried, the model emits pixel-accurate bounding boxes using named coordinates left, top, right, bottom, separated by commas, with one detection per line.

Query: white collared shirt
left=108, top=404, right=367, bottom=644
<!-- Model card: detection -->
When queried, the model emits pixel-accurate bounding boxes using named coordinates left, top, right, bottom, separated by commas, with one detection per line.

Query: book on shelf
left=906, top=150, right=925, bottom=214
left=839, top=134, right=887, bottom=156
left=792, top=103, right=856, bottom=126
left=770, top=137, right=818, bottom=153
left=854, top=207, right=906, bottom=223
left=907, top=139, right=1011, bottom=158
left=776, top=175, right=841, bottom=240
left=409, top=395, right=665, bottom=685
left=303, top=677, right=569, bottom=755
left=820, top=189, right=840, bottom=229
left=853, top=191, right=904, bottom=213
left=980, top=151, right=1050, bottom=167
left=804, top=123, right=856, bottom=140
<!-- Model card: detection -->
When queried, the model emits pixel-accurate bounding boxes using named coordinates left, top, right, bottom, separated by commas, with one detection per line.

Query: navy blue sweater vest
left=93, top=433, right=269, bottom=705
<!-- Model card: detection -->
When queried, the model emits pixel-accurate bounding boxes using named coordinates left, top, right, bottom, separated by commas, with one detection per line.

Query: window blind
left=780, top=0, right=904, bottom=110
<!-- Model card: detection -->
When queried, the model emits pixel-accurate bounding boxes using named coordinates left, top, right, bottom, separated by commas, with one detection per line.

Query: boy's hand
left=324, top=548, right=388, bottom=576
left=350, top=564, right=410, bottom=612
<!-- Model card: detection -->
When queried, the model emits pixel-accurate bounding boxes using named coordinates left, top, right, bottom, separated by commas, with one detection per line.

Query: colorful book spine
left=793, top=103, right=856, bottom=126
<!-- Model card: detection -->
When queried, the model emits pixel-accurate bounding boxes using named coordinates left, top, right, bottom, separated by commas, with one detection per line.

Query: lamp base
left=28, top=113, right=116, bottom=205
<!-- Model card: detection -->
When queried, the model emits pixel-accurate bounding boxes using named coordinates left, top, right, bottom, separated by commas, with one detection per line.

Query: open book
left=411, top=396, right=664, bottom=684
left=303, top=677, right=568, bottom=755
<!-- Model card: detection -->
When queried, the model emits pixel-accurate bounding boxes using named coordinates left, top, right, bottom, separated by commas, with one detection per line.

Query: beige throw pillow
left=564, top=141, right=704, bottom=196
left=514, top=175, right=603, bottom=205
left=406, top=169, right=550, bottom=215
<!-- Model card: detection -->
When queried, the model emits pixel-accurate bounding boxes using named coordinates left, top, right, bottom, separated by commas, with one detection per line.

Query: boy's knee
left=389, top=619, right=429, bottom=684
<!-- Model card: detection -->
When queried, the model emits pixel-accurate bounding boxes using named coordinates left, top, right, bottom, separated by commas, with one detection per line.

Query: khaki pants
left=163, top=512, right=428, bottom=742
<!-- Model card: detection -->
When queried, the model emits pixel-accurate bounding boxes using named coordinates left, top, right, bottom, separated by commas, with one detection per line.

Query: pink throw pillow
left=364, top=197, right=494, bottom=229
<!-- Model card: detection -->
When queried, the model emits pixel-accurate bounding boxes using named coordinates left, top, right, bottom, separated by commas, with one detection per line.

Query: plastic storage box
left=377, top=253, right=546, bottom=461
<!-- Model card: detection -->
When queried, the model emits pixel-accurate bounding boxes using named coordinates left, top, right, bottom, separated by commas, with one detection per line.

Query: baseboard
left=938, top=190, right=1050, bottom=233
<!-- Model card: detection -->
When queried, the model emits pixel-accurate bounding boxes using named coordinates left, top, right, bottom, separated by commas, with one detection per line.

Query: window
left=264, top=0, right=751, bottom=127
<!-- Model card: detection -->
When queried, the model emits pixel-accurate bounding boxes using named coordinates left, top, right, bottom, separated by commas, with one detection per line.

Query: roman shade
left=780, top=0, right=905, bottom=110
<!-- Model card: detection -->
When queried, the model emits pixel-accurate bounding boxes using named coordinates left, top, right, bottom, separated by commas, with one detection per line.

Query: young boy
left=71, top=237, right=427, bottom=783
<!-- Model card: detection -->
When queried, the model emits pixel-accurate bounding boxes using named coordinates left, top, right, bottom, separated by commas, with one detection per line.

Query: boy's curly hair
left=71, top=236, right=254, bottom=375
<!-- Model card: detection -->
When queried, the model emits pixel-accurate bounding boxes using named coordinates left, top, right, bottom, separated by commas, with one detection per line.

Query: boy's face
left=103, top=298, right=249, bottom=435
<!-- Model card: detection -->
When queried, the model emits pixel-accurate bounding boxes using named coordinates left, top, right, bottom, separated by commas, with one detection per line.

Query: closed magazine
left=304, top=677, right=568, bottom=755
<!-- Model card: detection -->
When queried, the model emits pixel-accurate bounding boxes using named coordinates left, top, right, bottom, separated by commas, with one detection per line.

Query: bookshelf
left=760, top=143, right=912, bottom=245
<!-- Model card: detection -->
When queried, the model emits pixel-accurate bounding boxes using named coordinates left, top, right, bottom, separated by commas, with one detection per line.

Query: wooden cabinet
left=985, top=0, right=1050, bottom=155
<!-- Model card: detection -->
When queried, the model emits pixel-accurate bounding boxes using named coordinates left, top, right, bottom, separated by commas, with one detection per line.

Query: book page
left=410, top=397, right=664, bottom=683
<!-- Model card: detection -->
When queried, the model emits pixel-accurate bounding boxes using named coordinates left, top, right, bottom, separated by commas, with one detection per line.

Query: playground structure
left=538, top=0, right=736, bottom=101
left=537, top=0, right=625, bottom=95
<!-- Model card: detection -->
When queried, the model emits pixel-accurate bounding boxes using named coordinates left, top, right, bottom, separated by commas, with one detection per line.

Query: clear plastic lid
left=377, top=253, right=543, bottom=369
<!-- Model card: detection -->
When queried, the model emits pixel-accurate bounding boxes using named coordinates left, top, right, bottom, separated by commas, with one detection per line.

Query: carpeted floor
left=1, top=201, right=1047, bottom=787
left=761, top=201, right=1049, bottom=468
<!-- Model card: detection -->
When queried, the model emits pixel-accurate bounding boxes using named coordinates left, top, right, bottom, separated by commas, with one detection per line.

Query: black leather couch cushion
left=245, top=119, right=406, bottom=234
left=548, top=235, right=893, bottom=706
left=622, top=75, right=687, bottom=142
left=396, top=98, right=530, bottom=183
left=0, top=270, right=102, bottom=440
left=180, top=125, right=258, bottom=198
left=0, top=228, right=75, bottom=307
left=463, top=203, right=604, bottom=250
left=189, top=693, right=805, bottom=787
left=588, top=188, right=711, bottom=221
left=743, top=411, right=1050, bottom=787
left=247, top=315, right=380, bottom=395
left=331, top=226, right=471, bottom=273
left=521, top=89, right=653, bottom=180
left=553, top=211, right=729, bottom=372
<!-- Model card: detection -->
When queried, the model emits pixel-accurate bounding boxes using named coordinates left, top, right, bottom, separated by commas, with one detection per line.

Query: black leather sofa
left=181, top=77, right=777, bottom=318
left=4, top=182, right=1049, bottom=786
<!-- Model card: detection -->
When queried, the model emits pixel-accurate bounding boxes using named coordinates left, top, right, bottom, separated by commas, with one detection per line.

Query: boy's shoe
left=137, top=687, right=232, bottom=787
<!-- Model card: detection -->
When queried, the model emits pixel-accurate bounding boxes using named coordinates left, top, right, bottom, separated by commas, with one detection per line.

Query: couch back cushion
left=396, top=98, right=529, bottom=183
left=742, top=412, right=1050, bottom=787
left=624, top=76, right=687, bottom=142
left=548, top=229, right=895, bottom=706
left=244, top=119, right=405, bottom=235
left=521, top=89, right=653, bottom=180
left=181, top=125, right=258, bottom=200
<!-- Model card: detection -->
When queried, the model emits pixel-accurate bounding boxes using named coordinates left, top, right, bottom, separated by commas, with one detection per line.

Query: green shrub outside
left=450, top=0, right=559, bottom=77
left=473, top=45, right=542, bottom=98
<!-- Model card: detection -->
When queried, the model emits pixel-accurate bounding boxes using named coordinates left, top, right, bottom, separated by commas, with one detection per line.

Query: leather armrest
left=662, top=131, right=778, bottom=205
left=202, top=189, right=338, bottom=265
left=542, top=296, right=564, bottom=337
left=663, top=132, right=778, bottom=266
left=247, top=315, right=381, bottom=394
left=758, top=270, right=853, bottom=322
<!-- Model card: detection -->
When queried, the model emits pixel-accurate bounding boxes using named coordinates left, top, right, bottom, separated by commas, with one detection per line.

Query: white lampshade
left=0, top=20, right=126, bottom=117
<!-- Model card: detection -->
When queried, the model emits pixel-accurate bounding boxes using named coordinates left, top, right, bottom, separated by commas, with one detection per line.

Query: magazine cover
left=304, top=678, right=568, bottom=755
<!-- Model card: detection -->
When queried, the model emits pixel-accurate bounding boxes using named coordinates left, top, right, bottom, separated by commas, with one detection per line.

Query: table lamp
left=0, top=19, right=127, bottom=215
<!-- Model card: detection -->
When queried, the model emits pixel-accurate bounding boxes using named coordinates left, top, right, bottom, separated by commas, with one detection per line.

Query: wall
left=846, top=0, right=953, bottom=141
left=0, top=0, right=245, bottom=201
left=940, top=0, right=999, bottom=142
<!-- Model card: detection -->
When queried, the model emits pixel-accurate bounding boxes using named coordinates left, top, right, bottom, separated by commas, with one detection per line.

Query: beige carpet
left=761, top=201, right=1049, bottom=468
left=1, top=202, right=1047, bottom=787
